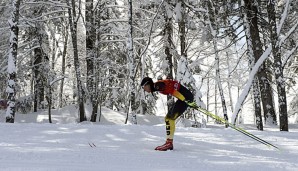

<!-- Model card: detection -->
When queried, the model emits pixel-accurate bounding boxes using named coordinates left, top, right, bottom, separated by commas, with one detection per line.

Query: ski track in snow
left=0, top=123, right=297, bottom=171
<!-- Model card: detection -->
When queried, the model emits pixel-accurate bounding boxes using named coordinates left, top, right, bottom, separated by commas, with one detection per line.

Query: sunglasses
left=142, top=81, right=149, bottom=89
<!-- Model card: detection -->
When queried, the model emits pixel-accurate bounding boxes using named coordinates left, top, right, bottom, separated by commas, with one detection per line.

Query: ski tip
left=274, top=146, right=281, bottom=152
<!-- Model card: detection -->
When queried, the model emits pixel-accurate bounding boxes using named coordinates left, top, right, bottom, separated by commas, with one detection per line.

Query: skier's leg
left=165, top=100, right=187, bottom=139
left=165, top=116, right=176, bottom=140
left=155, top=116, right=176, bottom=151
left=155, top=100, right=187, bottom=151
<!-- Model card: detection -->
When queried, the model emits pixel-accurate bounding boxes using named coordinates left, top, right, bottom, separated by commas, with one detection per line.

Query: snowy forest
left=0, top=0, right=297, bottom=132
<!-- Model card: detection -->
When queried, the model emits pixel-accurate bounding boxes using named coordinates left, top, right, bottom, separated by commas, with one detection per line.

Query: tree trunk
left=33, top=48, right=45, bottom=112
left=59, top=24, right=68, bottom=108
left=51, top=26, right=57, bottom=70
left=213, top=39, right=229, bottom=127
left=163, top=1, right=174, bottom=113
left=91, top=4, right=103, bottom=122
left=178, top=0, right=186, bottom=58
left=242, top=0, right=264, bottom=130
left=164, top=5, right=173, bottom=80
left=67, top=0, right=86, bottom=122
left=206, top=75, right=210, bottom=122
left=125, top=0, right=137, bottom=124
left=266, top=0, right=288, bottom=131
left=47, top=87, right=52, bottom=123
left=32, top=10, right=50, bottom=112
left=205, top=0, right=228, bottom=125
left=6, top=0, right=21, bottom=123
left=226, top=46, right=234, bottom=113
left=259, top=70, right=277, bottom=125
left=258, top=25, right=277, bottom=125
left=86, top=0, right=98, bottom=122
left=252, top=77, right=263, bottom=130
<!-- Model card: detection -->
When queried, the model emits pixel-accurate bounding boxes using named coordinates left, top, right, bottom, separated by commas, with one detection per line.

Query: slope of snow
left=0, top=106, right=297, bottom=171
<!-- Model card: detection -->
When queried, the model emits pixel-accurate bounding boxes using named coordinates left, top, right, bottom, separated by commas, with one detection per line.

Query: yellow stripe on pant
left=165, top=115, right=178, bottom=140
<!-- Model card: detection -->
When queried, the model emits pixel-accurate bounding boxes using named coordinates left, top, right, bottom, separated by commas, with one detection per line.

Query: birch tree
left=125, top=0, right=137, bottom=124
left=6, top=0, right=21, bottom=123
left=177, top=0, right=186, bottom=57
left=204, top=0, right=228, bottom=124
left=163, top=1, right=175, bottom=111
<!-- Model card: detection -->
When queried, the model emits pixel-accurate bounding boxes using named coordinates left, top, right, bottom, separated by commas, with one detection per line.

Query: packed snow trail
left=0, top=123, right=297, bottom=171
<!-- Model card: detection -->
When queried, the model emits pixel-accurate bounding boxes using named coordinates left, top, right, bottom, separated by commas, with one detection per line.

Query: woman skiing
left=141, top=77, right=197, bottom=151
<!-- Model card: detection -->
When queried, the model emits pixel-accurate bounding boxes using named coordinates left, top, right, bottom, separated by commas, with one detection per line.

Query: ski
left=88, top=142, right=96, bottom=148
left=192, top=106, right=279, bottom=150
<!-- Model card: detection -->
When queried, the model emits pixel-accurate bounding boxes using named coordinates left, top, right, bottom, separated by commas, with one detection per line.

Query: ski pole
left=191, top=105, right=279, bottom=150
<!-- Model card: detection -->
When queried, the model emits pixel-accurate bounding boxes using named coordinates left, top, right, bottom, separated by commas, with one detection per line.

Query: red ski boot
left=155, top=139, right=173, bottom=151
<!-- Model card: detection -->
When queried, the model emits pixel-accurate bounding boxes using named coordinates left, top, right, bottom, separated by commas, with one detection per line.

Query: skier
left=141, top=77, right=197, bottom=151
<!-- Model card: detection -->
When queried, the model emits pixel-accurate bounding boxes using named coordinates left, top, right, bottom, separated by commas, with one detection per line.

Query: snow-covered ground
left=0, top=106, right=298, bottom=171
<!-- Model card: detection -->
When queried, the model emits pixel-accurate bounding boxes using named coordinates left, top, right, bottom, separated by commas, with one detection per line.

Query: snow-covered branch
left=183, top=1, right=207, bottom=13
left=232, top=46, right=272, bottom=121
left=24, top=1, right=68, bottom=8
left=278, top=20, right=298, bottom=47
left=134, top=0, right=165, bottom=78
left=277, top=0, right=290, bottom=36
left=282, top=44, right=298, bottom=69
left=50, top=76, right=67, bottom=86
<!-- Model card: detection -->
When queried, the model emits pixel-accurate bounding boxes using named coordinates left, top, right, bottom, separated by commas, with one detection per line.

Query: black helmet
left=141, top=77, right=156, bottom=98
left=141, top=77, right=153, bottom=87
